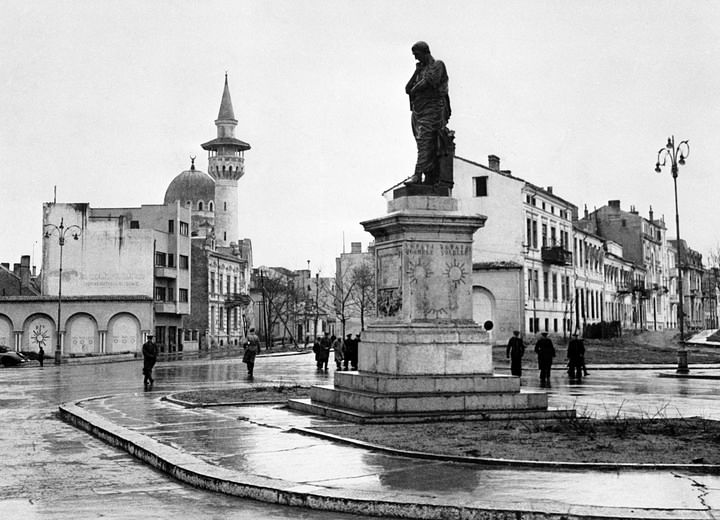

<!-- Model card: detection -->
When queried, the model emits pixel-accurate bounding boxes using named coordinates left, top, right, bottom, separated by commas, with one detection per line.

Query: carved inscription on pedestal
left=405, top=241, right=471, bottom=320
left=377, top=247, right=402, bottom=317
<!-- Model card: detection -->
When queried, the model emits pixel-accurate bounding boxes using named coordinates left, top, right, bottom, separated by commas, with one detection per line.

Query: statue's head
left=411, top=41, right=432, bottom=63
left=412, top=41, right=431, bottom=54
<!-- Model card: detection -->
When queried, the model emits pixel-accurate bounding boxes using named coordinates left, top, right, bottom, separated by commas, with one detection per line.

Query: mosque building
left=163, top=75, right=253, bottom=349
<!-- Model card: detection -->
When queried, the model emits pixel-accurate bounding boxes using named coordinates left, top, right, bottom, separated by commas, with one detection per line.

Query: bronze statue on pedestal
left=404, top=41, right=454, bottom=192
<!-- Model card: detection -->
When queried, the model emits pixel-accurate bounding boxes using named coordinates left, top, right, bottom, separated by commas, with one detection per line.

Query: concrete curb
left=57, top=399, right=589, bottom=519
left=289, top=426, right=720, bottom=473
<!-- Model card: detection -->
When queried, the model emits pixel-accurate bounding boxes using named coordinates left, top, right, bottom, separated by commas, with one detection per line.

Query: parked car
left=0, top=351, right=29, bottom=367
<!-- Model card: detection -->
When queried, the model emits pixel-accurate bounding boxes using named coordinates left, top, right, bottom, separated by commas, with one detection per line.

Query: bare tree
left=260, top=273, right=300, bottom=349
left=349, top=262, right=375, bottom=331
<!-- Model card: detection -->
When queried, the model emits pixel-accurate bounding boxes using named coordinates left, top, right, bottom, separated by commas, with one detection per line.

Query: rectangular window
left=167, top=253, right=175, bottom=268
left=543, top=271, right=549, bottom=300
left=210, top=272, right=216, bottom=294
left=227, top=276, right=231, bottom=294
left=533, top=269, right=539, bottom=299
left=130, top=220, right=140, bottom=229
left=179, top=255, right=189, bottom=269
left=168, top=220, right=175, bottom=233
left=473, top=176, right=488, bottom=197
left=166, top=287, right=174, bottom=301
left=219, top=306, right=224, bottom=330
left=553, top=318, right=558, bottom=332
left=550, top=227, right=556, bottom=246
left=544, top=318, right=549, bottom=332
left=529, top=317, right=534, bottom=333
left=179, top=288, right=188, bottom=302
left=541, top=223, right=548, bottom=248
left=552, top=273, right=558, bottom=301
left=234, top=276, right=238, bottom=293
left=219, top=274, right=224, bottom=294
left=526, top=218, right=532, bottom=249
left=179, top=221, right=189, bottom=236
left=155, top=287, right=166, bottom=301
left=532, top=220, right=538, bottom=249
left=155, top=252, right=166, bottom=267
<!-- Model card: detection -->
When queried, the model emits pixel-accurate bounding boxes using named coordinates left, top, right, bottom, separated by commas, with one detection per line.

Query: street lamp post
left=44, top=217, right=81, bottom=365
left=655, top=135, right=690, bottom=374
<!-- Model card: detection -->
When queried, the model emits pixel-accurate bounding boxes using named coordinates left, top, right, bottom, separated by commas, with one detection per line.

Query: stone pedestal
left=288, top=195, right=571, bottom=423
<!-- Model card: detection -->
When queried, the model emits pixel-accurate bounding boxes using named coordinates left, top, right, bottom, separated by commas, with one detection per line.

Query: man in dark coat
left=506, top=330, right=525, bottom=377
left=142, top=334, right=158, bottom=389
left=567, top=333, right=585, bottom=381
left=534, top=332, right=555, bottom=387
left=243, top=328, right=260, bottom=378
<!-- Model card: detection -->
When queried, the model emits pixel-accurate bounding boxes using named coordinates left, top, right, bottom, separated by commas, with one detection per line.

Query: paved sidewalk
left=60, top=384, right=720, bottom=520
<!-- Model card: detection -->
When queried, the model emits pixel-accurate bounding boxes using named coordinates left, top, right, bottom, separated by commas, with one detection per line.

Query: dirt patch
left=173, top=385, right=310, bottom=404
left=312, top=416, right=720, bottom=465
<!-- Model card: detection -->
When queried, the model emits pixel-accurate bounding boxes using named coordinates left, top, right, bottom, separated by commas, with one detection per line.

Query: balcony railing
left=541, top=246, right=572, bottom=266
left=224, top=292, right=251, bottom=308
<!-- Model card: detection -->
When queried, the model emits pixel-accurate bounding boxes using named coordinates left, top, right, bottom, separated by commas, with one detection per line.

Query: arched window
left=198, top=201, right=204, bottom=211
left=209, top=201, right=214, bottom=212
left=186, top=200, right=192, bottom=207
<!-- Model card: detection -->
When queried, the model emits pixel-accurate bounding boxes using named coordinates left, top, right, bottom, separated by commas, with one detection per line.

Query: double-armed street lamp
left=44, top=217, right=81, bottom=364
left=655, top=135, right=690, bottom=374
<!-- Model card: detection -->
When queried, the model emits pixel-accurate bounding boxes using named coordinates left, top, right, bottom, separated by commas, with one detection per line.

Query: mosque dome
left=164, top=160, right=215, bottom=206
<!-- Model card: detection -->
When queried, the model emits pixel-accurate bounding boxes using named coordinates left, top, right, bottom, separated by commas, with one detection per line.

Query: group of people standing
left=506, top=330, right=588, bottom=387
left=313, top=332, right=360, bottom=372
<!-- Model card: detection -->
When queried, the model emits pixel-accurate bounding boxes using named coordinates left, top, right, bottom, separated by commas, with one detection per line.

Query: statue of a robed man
left=405, top=41, right=454, bottom=190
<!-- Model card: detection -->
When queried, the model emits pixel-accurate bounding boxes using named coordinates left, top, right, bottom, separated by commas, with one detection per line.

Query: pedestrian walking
left=243, top=328, right=260, bottom=378
left=142, top=334, right=158, bottom=389
left=332, top=335, right=344, bottom=370
left=534, top=332, right=555, bottom=388
left=38, top=346, right=44, bottom=367
left=506, top=330, right=525, bottom=377
left=567, top=333, right=584, bottom=381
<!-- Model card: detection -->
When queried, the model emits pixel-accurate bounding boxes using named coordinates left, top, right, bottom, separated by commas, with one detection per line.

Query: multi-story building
left=0, top=201, right=191, bottom=357
left=602, top=240, right=638, bottom=330
left=454, top=155, right=575, bottom=341
left=578, top=201, right=670, bottom=331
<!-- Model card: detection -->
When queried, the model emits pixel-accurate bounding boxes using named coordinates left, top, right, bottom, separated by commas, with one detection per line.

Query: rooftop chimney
left=350, top=242, right=362, bottom=254
left=20, top=255, right=30, bottom=288
left=488, top=155, right=500, bottom=172
left=648, top=206, right=654, bottom=222
left=546, top=186, right=553, bottom=194
left=608, top=200, right=621, bottom=209
left=584, top=204, right=589, bottom=219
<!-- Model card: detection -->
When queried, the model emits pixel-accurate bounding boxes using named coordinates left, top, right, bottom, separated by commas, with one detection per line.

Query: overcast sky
left=2, top=1, right=719, bottom=275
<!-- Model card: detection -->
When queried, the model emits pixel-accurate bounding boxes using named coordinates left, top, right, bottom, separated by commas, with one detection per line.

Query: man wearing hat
left=534, top=332, right=555, bottom=387
left=506, top=330, right=525, bottom=377
left=142, top=333, right=158, bottom=389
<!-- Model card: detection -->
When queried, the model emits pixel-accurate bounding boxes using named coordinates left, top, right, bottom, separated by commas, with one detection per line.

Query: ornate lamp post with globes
left=44, top=217, right=81, bottom=364
left=655, top=135, right=690, bottom=374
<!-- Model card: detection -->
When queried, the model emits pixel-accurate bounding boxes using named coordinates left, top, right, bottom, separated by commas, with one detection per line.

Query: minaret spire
left=202, top=74, right=251, bottom=248
left=217, top=72, right=236, bottom=123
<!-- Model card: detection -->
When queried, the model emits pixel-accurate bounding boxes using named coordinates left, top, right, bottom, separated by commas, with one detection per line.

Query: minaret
left=202, top=74, right=251, bottom=247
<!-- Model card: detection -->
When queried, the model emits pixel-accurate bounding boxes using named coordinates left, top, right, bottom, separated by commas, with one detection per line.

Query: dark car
left=0, top=351, right=29, bottom=367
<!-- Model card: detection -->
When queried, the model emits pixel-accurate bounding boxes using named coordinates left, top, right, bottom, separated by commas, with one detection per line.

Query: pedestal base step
left=287, top=398, right=575, bottom=424
left=307, top=384, right=549, bottom=415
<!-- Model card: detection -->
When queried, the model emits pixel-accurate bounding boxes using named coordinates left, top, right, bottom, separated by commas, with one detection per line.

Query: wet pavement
left=4, top=350, right=720, bottom=518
